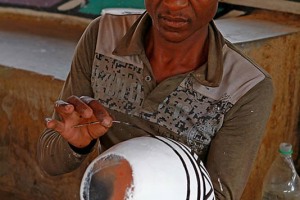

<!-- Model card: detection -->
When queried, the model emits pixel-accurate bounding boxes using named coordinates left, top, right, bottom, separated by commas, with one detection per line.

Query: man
left=37, top=0, right=274, bottom=199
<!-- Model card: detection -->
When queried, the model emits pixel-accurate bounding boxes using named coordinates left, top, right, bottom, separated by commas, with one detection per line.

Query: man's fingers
left=46, top=96, right=112, bottom=147
left=80, top=96, right=113, bottom=128
left=67, top=95, right=93, bottom=118
left=79, top=96, right=94, bottom=104
left=87, top=124, right=109, bottom=139
left=55, top=100, right=74, bottom=114
left=45, top=118, right=65, bottom=133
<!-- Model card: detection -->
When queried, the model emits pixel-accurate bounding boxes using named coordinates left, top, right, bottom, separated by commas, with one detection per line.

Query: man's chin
left=161, top=33, right=189, bottom=43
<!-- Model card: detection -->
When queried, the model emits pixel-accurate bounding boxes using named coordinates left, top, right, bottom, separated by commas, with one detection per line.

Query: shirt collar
left=113, top=12, right=150, bottom=56
left=113, top=13, right=226, bottom=87
left=192, top=21, right=226, bottom=87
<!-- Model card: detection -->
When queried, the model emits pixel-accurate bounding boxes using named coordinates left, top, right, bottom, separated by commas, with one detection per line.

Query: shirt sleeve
left=205, top=76, right=274, bottom=199
left=37, top=17, right=100, bottom=176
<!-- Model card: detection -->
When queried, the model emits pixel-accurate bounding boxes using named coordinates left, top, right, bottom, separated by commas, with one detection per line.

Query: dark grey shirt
left=38, top=12, right=274, bottom=200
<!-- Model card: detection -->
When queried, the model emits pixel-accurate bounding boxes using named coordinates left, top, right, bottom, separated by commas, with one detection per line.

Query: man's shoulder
left=219, top=42, right=273, bottom=104
left=224, top=41, right=271, bottom=79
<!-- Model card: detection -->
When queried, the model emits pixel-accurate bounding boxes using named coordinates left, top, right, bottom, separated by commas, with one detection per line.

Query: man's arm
left=206, top=77, right=274, bottom=199
left=37, top=128, right=97, bottom=175
left=37, top=17, right=100, bottom=175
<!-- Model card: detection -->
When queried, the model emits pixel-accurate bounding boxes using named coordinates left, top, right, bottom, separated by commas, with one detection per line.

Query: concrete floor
left=0, top=29, right=75, bottom=80
left=0, top=12, right=88, bottom=80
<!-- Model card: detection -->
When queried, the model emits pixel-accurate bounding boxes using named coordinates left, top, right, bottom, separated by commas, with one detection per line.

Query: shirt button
left=145, top=75, right=152, bottom=81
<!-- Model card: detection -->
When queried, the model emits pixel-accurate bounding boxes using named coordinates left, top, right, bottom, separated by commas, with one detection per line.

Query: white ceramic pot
left=80, top=136, right=215, bottom=200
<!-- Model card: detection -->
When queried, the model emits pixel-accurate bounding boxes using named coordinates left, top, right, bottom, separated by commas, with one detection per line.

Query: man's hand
left=45, top=96, right=113, bottom=148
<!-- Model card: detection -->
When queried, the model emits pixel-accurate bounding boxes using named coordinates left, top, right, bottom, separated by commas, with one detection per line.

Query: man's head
left=145, top=0, right=219, bottom=42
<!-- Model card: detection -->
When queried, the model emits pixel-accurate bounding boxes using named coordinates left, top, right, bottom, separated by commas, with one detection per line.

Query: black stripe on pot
left=199, top=164, right=214, bottom=199
left=163, top=137, right=202, bottom=200
left=151, top=136, right=191, bottom=200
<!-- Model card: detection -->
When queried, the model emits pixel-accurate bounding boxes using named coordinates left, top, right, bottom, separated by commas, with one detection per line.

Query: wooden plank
left=219, top=0, right=300, bottom=15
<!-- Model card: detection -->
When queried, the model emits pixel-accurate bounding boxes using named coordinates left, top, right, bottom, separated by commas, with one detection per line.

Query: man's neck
left=145, top=27, right=209, bottom=83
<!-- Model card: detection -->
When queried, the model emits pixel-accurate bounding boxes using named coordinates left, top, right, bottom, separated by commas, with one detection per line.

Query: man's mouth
left=159, top=14, right=190, bottom=30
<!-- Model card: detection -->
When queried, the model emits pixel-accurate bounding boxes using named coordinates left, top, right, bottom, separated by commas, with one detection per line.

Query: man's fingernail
left=55, top=100, right=69, bottom=107
left=45, top=118, right=52, bottom=126
left=80, top=96, right=94, bottom=104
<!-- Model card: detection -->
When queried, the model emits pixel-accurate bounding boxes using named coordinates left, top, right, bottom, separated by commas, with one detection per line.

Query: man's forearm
left=37, top=128, right=89, bottom=176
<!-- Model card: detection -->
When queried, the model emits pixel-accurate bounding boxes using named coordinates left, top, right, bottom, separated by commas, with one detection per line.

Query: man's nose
left=163, top=0, right=189, bottom=10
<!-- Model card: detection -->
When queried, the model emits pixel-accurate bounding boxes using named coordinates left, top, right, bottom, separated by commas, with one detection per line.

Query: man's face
left=145, top=0, right=218, bottom=42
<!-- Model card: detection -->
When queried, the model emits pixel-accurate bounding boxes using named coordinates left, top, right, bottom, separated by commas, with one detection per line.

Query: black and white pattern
left=80, top=136, right=216, bottom=200
left=155, top=136, right=215, bottom=200
left=91, top=55, right=233, bottom=157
